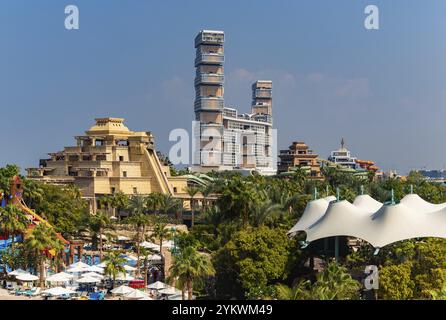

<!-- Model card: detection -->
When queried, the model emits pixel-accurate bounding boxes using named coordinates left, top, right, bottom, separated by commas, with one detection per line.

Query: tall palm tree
left=90, top=211, right=111, bottom=260
left=199, top=184, right=213, bottom=215
left=24, top=223, right=64, bottom=288
left=184, top=186, right=199, bottom=227
left=140, top=247, right=154, bottom=288
left=0, top=204, right=29, bottom=248
left=152, top=219, right=172, bottom=255
left=168, top=246, right=215, bottom=300
left=127, top=213, right=151, bottom=277
left=103, top=251, right=126, bottom=289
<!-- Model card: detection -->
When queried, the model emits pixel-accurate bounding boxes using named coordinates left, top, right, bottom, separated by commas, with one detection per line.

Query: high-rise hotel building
left=192, top=30, right=275, bottom=175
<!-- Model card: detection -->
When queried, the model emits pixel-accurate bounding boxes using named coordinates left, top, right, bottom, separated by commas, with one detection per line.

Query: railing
left=195, top=73, right=224, bottom=85
left=195, top=34, right=224, bottom=47
left=195, top=53, right=224, bottom=66
left=255, top=88, right=272, bottom=98
left=194, top=97, right=224, bottom=111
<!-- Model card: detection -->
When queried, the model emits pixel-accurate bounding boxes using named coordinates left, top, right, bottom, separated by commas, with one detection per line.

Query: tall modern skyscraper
left=192, top=30, right=275, bottom=175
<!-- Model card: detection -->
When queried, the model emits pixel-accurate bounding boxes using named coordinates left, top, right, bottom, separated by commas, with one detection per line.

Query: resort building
left=325, top=138, right=379, bottom=175
left=26, top=118, right=188, bottom=214
left=278, top=141, right=323, bottom=179
left=192, top=30, right=275, bottom=175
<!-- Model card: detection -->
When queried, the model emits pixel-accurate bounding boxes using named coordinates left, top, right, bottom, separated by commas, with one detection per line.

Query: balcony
left=195, top=53, right=224, bottom=66
left=194, top=97, right=224, bottom=111
left=255, top=88, right=272, bottom=98
left=195, top=73, right=224, bottom=85
left=195, top=32, right=225, bottom=47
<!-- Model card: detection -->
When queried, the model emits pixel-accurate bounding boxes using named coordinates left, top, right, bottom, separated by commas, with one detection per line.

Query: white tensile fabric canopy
left=288, top=194, right=446, bottom=248
left=82, top=272, right=104, bottom=279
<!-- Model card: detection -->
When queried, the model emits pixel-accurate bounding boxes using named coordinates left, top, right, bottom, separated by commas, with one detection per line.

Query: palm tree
left=152, top=219, right=172, bottom=255
left=184, top=186, right=199, bottom=227
left=168, top=246, right=215, bottom=300
left=275, top=280, right=312, bottom=300
left=250, top=199, right=283, bottom=227
left=109, top=192, right=129, bottom=219
left=89, top=211, right=111, bottom=260
left=103, top=251, right=126, bottom=289
left=146, top=192, right=163, bottom=214
left=127, top=213, right=151, bottom=277
left=140, top=247, right=153, bottom=288
left=24, top=223, right=64, bottom=288
left=312, top=262, right=361, bottom=300
left=0, top=204, right=29, bottom=248
left=198, top=184, right=213, bottom=215
left=127, top=195, right=147, bottom=216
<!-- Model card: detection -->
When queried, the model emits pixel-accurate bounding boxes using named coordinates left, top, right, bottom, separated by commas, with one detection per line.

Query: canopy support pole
left=334, top=236, right=339, bottom=262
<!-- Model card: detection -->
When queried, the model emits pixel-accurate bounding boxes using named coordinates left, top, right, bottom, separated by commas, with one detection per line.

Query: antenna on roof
left=341, top=137, right=345, bottom=149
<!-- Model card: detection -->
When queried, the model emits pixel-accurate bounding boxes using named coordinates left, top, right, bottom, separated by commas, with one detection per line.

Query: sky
left=1, top=0, right=445, bottom=174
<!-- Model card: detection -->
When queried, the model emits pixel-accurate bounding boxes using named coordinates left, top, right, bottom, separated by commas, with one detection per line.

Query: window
left=111, top=187, right=116, bottom=194
left=119, top=156, right=124, bottom=161
left=133, top=187, right=137, bottom=194
left=123, top=171, right=127, bottom=177
left=173, top=187, right=177, bottom=193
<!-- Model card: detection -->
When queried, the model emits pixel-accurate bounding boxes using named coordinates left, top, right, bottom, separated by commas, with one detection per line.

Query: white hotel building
left=191, top=30, right=275, bottom=175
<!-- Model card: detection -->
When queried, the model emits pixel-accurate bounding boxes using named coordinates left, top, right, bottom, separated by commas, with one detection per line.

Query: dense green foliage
left=3, top=163, right=446, bottom=300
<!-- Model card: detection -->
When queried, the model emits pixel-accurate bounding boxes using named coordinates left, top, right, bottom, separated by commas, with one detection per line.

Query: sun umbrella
left=124, top=289, right=148, bottom=300
left=76, top=276, right=101, bottom=283
left=42, top=287, right=76, bottom=296
left=147, top=254, right=162, bottom=261
left=124, top=265, right=137, bottom=272
left=159, top=286, right=181, bottom=295
left=140, top=241, right=159, bottom=250
left=16, top=274, right=39, bottom=282
left=68, top=261, right=90, bottom=269
left=115, top=273, right=135, bottom=281
left=8, top=269, right=29, bottom=276
left=85, top=265, right=104, bottom=273
left=82, top=272, right=104, bottom=279
left=46, top=272, right=73, bottom=282
left=96, top=262, right=107, bottom=268
left=111, top=285, right=135, bottom=295
left=66, top=265, right=89, bottom=273
left=163, top=240, right=175, bottom=249
left=147, top=281, right=166, bottom=290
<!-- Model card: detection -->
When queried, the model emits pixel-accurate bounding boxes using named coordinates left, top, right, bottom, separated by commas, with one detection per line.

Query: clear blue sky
left=1, top=0, right=445, bottom=174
